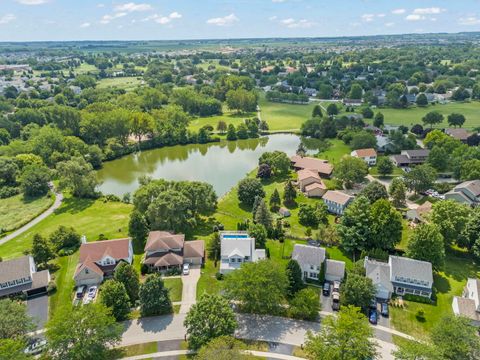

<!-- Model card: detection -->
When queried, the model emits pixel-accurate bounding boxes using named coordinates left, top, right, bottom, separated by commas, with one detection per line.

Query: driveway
left=27, top=295, right=48, bottom=330
left=179, top=265, right=201, bottom=314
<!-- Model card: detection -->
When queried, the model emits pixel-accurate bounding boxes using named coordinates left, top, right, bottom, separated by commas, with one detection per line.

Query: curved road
left=0, top=184, right=63, bottom=246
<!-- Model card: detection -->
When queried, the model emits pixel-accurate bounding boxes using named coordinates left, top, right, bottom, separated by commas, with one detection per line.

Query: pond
left=97, top=134, right=311, bottom=197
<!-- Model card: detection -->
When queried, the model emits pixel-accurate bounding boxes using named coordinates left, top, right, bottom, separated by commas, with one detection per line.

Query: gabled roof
left=221, top=238, right=254, bottom=258
left=145, top=231, right=185, bottom=252
left=445, top=128, right=470, bottom=141
left=290, top=156, right=333, bottom=175
left=184, top=240, right=204, bottom=258
left=292, top=244, right=325, bottom=267
left=79, top=238, right=131, bottom=263
left=456, top=180, right=480, bottom=197
left=322, top=190, right=354, bottom=205
left=364, top=257, right=393, bottom=293
left=0, top=255, right=32, bottom=284
left=353, top=148, right=377, bottom=158
left=390, top=255, right=433, bottom=285
left=305, top=182, right=326, bottom=192
left=297, top=169, right=321, bottom=181
left=326, top=259, right=345, bottom=279
left=145, top=252, right=183, bottom=268
left=74, top=255, right=104, bottom=278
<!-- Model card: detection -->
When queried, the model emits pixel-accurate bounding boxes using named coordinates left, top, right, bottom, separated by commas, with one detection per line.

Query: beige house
left=297, top=169, right=327, bottom=198
left=290, top=155, right=333, bottom=178
left=452, top=278, right=480, bottom=326
left=74, top=238, right=133, bottom=286
left=351, top=148, right=377, bottom=166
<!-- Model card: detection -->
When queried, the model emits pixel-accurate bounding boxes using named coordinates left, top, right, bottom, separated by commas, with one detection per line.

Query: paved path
left=121, top=349, right=305, bottom=360
left=0, top=185, right=63, bottom=245
left=179, top=266, right=201, bottom=314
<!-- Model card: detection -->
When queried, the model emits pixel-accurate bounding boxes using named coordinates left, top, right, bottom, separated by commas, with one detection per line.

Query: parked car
left=381, top=302, right=389, bottom=317
left=369, top=309, right=378, bottom=325
left=75, top=285, right=86, bottom=299
left=24, top=339, right=47, bottom=355
left=322, top=281, right=330, bottom=296
left=332, top=281, right=340, bottom=293
left=183, top=263, right=190, bottom=275
left=87, top=286, right=97, bottom=299
left=332, top=292, right=340, bottom=311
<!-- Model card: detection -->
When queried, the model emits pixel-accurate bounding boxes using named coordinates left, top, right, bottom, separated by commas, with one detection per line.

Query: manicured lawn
left=48, top=253, right=79, bottom=317
left=196, top=259, right=222, bottom=299
left=368, top=101, right=480, bottom=129
left=317, top=139, right=351, bottom=165
left=0, top=195, right=133, bottom=260
left=188, top=109, right=256, bottom=133
left=0, top=193, right=53, bottom=234
left=164, top=277, right=183, bottom=302
left=74, top=63, right=98, bottom=75
left=390, top=252, right=480, bottom=339
left=259, top=92, right=315, bottom=131
left=118, top=341, right=158, bottom=357
left=97, top=76, right=143, bottom=91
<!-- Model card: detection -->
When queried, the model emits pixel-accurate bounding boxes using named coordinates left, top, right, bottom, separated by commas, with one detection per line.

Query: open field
left=0, top=193, right=53, bottom=233
left=188, top=109, right=256, bottom=133
left=97, top=77, right=143, bottom=91
left=74, top=63, right=98, bottom=75
left=259, top=93, right=314, bottom=131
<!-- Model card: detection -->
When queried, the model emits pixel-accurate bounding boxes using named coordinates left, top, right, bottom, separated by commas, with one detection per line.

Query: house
left=74, top=238, right=133, bottom=286
left=351, top=148, right=377, bottom=166
left=143, top=231, right=204, bottom=272
left=297, top=169, right=327, bottom=197
left=406, top=201, right=433, bottom=223
left=325, top=259, right=346, bottom=282
left=219, top=231, right=265, bottom=274
left=375, top=135, right=395, bottom=153
left=452, top=278, right=480, bottom=326
left=0, top=256, right=50, bottom=298
left=343, top=98, right=363, bottom=107
left=445, top=128, right=470, bottom=143
left=390, top=149, right=430, bottom=167
left=279, top=207, right=291, bottom=217
left=445, top=180, right=480, bottom=206
left=292, top=244, right=326, bottom=281
left=303, top=87, right=317, bottom=97
left=322, top=190, right=354, bottom=215
left=290, top=155, right=334, bottom=178
left=364, top=256, right=433, bottom=300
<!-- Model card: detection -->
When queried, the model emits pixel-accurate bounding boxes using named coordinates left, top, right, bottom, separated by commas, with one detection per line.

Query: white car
left=87, top=286, right=97, bottom=299
left=183, top=263, right=190, bottom=275
left=24, top=339, right=47, bottom=355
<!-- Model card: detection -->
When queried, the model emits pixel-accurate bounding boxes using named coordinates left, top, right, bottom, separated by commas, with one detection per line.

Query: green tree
left=226, top=89, right=257, bottom=113
left=312, top=105, right=323, bottom=118
left=283, top=181, right=297, bottom=206
left=288, top=288, right=320, bottom=321
left=404, top=164, right=437, bottom=195
left=208, top=232, right=221, bottom=264
left=341, top=274, right=376, bottom=312
left=195, top=336, right=250, bottom=360
left=269, top=188, right=281, bottom=212
left=422, top=111, right=444, bottom=128
left=184, top=294, right=237, bottom=350
left=45, top=303, right=122, bottom=360
left=99, top=280, right=131, bottom=321
left=20, top=165, right=50, bottom=197
left=254, top=199, right=273, bottom=230
left=460, top=208, right=480, bottom=254
left=304, top=306, right=378, bottom=360
left=350, top=132, right=377, bottom=150
left=406, top=223, right=445, bottom=270
left=298, top=203, right=328, bottom=228
left=31, top=233, right=54, bottom=268
left=226, top=124, right=237, bottom=141
left=390, top=177, right=407, bottom=208
left=349, top=83, right=363, bottom=99
left=447, top=113, right=466, bottom=128
left=335, top=156, right=368, bottom=188
left=430, top=200, right=470, bottom=246
left=338, top=196, right=372, bottom=253
left=223, top=260, right=288, bottom=315
left=0, top=299, right=34, bottom=340
left=258, top=151, right=291, bottom=176
left=217, top=120, right=227, bottom=134
left=139, top=274, right=172, bottom=317
left=49, top=226, right=81, bottom=252
left=56, top=157, right=99, bottom=198
left=394, top=339, right=442, bottom=360
left=114, top=262, right=140, bottom=305
left=416, top=93, right=428, bottom=107
left=326, top=103, right=338, bottom=116
left=146, top=190, right=194, bottom=233
left=237, top=178, right=265, bottom=207
left=427, top=146, right=449, bottom=171
left=0, top=157, right=18, bottom=186
left=460, top=159, right=480, bottom=180
left=373, top=112, right=384, bottom=128
left=129, top=112, right=154, bottom=144
left=248, top=223, right=267, bottom=249
left=128, top=210, right=149, bottom=246
left=0, top=128, right=11, bottom=146
left=0, top=338, right=30, bottom=360
left=286, top=259, right=304, bottom=298
left=360, top=181, right=388, bottom=204
left=370, top=199, right=403, bottom=251
left=376, top=157, right=394, bottom=176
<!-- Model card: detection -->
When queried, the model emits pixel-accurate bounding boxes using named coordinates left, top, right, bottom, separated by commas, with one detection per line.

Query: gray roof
left=0, top=256, right=32, bottom=284
left=326, top=259, right=345, bottom=279
left=457, top=180, right=480, bottom=197
left=365, top=258, right=393, bottom=294
left=390, top=255, right=433, bottom=285
left=221, top=238, right=254, bottom=258
left=292, top=244, right=325, bottom=267
left=402, top=149, right=430, bottom=158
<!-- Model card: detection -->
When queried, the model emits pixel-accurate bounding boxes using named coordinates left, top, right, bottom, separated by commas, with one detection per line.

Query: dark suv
left=322, top=282, right=330, bottom=296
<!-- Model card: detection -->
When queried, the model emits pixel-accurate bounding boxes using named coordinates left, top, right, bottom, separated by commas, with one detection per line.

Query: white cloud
left=269, top=16, right=278, bottom=21
left=385, top=22, right=395, bottom=27
left=459, top=16, right=480, bottom=25
left=206, top=13, right=239, bottom=26
left=392, top=9, right=406, bottom=15
left=405, top=14, right=425, bottom=21
left=0, top=14, right=16, bottom=24
left=80, top=22, right=91, bottom=28
left=377, top=13, right=386, bottom=18
left=272, top=0, right=287, bottom=2
left=413, top=7, right=445, bottom=15
left=16, top=0, right=49, bottom=5
left=143, top=12, right=182, bottom=25
left=362, top=14, right=375, bottom=22
left=280, top=18, right=315, bottom=28
left=114, top=2, right=152, bottom=13
left=169, top=12, right=182, bottom=19
left=100, top=12, right=127, bottom=24
left=97, top=3, right=105, bottom=8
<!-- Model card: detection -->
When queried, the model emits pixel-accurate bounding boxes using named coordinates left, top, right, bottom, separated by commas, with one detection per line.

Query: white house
left=325, top=259, right=346, bottom=282
left=351, top=148, right=377, bottom=166
left=452, top=278, right=480, bottom=326
left=219, top=231, right=265, bottom=274
left=292, top=244, right=325, bottom=281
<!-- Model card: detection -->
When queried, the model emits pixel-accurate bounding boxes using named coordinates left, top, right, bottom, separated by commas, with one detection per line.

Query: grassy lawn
left=368, top=101, right=480, bottom=129
left=118, top=341, right=158, bottom=357
left=317, top=139, right=351, bottom=165
left=390, top=252, right=480, bottom=339
left=259, top=92, right=315, bottom=131
left=188, top=109, right=256, bottom=133
left=196, top=259, right=222, bottom=298
left=74, top=63, right=98, bottom=75
left=0, top=193, right=53, bottom=234
left=164, top=277, right=183, bottom=302
left=97, top=77, right=143, bottom=91
left=48, top=253, right=79, bottom=317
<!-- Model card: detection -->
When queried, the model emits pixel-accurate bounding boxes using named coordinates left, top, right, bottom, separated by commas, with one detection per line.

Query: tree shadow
left=54, top=197, right=95, bottom=215
left=433, top=273, right=451, bottom=294
left=21, top=194, right=50, bottom=205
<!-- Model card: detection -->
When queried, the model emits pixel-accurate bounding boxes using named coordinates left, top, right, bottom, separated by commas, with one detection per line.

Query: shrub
left=215, top=272, right=224, bottom=281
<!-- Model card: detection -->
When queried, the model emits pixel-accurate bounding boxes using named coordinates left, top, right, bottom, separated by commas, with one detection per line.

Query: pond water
left=97, top=134, right=307, bottom=197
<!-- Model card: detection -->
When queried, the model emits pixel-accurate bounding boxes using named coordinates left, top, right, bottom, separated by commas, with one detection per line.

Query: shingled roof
left=145, top=231, right=185, bottom=252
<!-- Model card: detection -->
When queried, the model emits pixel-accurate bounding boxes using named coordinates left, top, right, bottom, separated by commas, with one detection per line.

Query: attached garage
left=183, top=240, right=205, bottom=265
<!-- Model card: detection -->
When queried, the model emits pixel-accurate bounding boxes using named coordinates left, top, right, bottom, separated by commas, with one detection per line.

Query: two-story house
left=143, top=231, right=204, bottom=272
left=297, top=169, right=327, bottom=198
left=219, top=231, right=265, bottom=274
left=365, top=255, right=433, bottom=300
left=74, top=238, right=133, bottom=286
left=290, top=155, right=334, bottom=178
left=445, top=180, right=480, bottom=206
left=322, top=190, right=354, bottom=215
left=0, top=256, right=50, bottom=298
left=390, top=149, right=430, bottom=167
left=351, top=148, right=377, bottom=166
left=452, top=278, right=480, bottom=326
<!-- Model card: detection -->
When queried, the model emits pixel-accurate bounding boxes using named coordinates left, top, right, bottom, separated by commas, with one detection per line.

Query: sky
left=0, top=0, right=479, bottom=41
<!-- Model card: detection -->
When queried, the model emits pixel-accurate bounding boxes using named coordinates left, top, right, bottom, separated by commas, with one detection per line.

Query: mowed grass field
left=97, top=77, right=143, bottom=91
left=0, top=193, right=53, bottom=233
left=188, top=110, right=256, bottom=133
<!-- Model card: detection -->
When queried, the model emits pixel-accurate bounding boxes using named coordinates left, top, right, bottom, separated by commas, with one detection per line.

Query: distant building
left=445, top=180, right=480, bottom=206
left=452, top=278, right=480, bottom=326
left=390, top=149, right=430, bottom=167
left=445, top=128, right=470, bottom=143
left=406, top=201, right=433, bottom=223
left=343, top=98, right=363, bottom=107
left=351, top=148, right=377, bottom=166
left=322, top=190, right=354, bottom=215
left=219, top=231, right=265, bottom=274
left=0, top=256, right=50, bottom=298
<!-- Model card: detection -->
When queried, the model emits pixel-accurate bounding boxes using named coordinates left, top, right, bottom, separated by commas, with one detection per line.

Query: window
left=85, top=269, right=89, bottom=274
left=310, top=265, right=314, bottom=270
